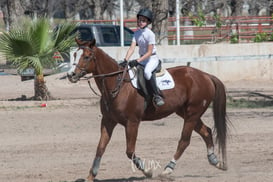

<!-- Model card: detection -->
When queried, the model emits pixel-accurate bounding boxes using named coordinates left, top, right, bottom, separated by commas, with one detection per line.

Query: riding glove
left=119, top=60, right=127, bottom=67
left=129, top=60, right=138, bottom=68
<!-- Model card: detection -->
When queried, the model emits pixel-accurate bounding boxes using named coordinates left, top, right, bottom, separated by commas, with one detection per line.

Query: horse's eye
left=84, top=56, right=89, bottom=61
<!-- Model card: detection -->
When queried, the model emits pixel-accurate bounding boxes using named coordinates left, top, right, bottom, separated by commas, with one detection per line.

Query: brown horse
left=67, top=39, right=230, bottom=181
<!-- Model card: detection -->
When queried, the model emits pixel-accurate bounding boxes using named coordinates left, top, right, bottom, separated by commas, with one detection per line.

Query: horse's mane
left=95, top=46, right=119, bottom=67
left=78, top=38, right=119, bottom=66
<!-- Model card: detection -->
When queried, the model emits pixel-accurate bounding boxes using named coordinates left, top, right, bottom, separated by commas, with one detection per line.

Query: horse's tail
left=210, top=75, right=229, bottom=165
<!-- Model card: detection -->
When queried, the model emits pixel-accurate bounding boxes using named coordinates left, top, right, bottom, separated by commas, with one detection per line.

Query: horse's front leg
left=125, top=120, right=153, bottom=178
left=87, top=117, right=117, bottom=181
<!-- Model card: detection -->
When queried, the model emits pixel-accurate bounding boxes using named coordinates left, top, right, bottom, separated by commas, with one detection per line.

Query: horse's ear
left=90, top=39, right=96, bottom=47
left=75, top=37, right=95, bottom=47
left=75, top=38, right=83, bottom=46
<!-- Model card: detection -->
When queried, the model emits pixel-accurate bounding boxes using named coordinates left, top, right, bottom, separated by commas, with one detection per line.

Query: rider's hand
left=119, top=60, right=127, bottom=67
left=129, top=59, right=138, bottom=68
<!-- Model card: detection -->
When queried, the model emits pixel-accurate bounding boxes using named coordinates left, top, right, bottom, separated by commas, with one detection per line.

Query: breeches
left=143, top=56, right=159, bottom=80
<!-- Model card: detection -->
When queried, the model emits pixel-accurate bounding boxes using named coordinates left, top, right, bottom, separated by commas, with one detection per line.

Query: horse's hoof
left=160, top=167, right=173, bottom=176
left=143, top=168, right=153, bottom=178
left=215, top=162, right=228, bottom=171
left=86, top=175, right=95, bottom=182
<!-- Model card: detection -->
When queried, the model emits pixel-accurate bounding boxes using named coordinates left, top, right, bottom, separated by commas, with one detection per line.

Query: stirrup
left=153, top=95, right=165, bottom=106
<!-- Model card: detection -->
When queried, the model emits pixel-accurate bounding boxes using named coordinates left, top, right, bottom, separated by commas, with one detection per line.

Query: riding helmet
left=137, top=8, right=153, bottom=23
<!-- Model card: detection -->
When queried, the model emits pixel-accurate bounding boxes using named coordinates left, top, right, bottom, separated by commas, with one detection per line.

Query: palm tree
left=0, top=17, right=77, bottom=100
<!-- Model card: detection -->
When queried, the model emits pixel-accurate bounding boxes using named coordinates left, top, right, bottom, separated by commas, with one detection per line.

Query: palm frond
left=0, top=17, right=76, bottom=73
left=29, top=18, right=52, bottom=54
left=53, top=22, right=78, bottom=49
left=10, top=56, right=41, bottom=75
left=0, top=30, right=34, bottom=58
left=25, top=56, right=43, bottom=75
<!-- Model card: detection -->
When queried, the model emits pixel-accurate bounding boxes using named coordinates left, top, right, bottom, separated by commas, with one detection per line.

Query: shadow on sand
left=75, top=174, right=176, bottom=182
left=75, top=176, right=147, bottom=182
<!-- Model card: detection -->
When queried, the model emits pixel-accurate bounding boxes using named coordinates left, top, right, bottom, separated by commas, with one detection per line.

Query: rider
left=122, top=8, right=165, bottom=106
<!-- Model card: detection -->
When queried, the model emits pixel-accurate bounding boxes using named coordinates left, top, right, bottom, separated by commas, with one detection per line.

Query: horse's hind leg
left=87, top=117, right=117, bottom=181
left=194, top=119, right=225, bottom=169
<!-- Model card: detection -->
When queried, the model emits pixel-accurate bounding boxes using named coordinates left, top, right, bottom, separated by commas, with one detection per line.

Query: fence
left=77, top=16, right=273, bottom=45
left=170, top=16, right=273, bottom=44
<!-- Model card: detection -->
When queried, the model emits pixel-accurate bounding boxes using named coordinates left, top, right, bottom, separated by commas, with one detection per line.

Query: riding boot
left=148, top=75, right=165, bottom=106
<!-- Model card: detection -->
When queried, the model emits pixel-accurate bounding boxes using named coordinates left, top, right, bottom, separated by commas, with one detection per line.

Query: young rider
left=122, top=8, right=165, bottom=106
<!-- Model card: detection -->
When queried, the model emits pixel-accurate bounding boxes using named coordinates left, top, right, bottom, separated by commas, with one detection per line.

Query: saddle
left=136, top=61, right=163, bottom=101
left=128, top=60, right=175, bottom=99
left=128, top=61, right=175, bottom=108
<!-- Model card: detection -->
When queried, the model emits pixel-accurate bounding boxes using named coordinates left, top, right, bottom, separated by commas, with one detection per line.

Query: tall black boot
left=148, top=75, right=165, bottom=106
left=137, top=65, right=150, bottom=100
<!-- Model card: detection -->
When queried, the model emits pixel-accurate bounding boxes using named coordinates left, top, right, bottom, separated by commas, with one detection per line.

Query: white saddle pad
left=128, top=67, right=175, bottom=90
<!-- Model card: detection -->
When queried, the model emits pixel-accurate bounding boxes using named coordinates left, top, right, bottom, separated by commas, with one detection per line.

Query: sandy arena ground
left=0, top=73, right=273, bottom=182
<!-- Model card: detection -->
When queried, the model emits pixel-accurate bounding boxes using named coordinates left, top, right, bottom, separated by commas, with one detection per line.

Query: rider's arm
left=125, top=41, right=137, bottom=61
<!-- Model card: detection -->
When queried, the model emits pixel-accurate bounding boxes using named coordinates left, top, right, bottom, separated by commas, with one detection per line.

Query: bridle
left=74, top=46, right=131, bottom=98
left=74, top=46, right=95, bottom=76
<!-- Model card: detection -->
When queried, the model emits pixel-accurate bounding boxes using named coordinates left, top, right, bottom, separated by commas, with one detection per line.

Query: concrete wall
left=100, top=42, right=273, bottom=81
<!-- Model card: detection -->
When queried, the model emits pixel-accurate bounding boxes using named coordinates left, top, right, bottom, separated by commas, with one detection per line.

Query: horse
left=67, top=39, right=230, bottom=181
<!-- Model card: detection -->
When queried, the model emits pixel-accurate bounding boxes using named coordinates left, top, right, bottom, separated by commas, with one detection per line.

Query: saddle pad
left=128, top=67, right=175, bottom=90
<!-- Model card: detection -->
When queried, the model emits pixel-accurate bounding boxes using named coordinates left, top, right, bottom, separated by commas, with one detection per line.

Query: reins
left=84, top=69, right=125, bottom=80
left=83, top=62, right=130, bottom=98
left=75, top=45, right=131, bottom=98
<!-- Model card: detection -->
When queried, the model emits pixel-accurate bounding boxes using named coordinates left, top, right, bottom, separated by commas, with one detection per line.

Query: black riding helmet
left=137, top=8, right=153, bottom=23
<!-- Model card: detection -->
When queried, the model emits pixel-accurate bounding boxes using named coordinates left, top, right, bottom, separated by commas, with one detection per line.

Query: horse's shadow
left=75, top=176, right=146, bottom=182
left=94, top=176, right=147, bottom=182
left=75, top=175, right=176, bottom=182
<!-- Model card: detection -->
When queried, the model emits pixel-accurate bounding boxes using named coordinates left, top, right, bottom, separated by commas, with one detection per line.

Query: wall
left=100, top=42, right=273, bottom=81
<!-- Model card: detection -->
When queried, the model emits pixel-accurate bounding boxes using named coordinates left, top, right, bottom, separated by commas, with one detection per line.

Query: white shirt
left=132, top=27, right=157, bottom=56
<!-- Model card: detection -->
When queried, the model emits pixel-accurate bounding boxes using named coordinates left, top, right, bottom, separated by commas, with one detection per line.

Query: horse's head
left=67, top=38, right=97, bottom=83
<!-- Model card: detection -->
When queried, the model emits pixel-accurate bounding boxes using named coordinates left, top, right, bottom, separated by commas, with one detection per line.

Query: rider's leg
left=144, top=57, right=164, bottom=106
left=148, top=74, right=164, bottom=106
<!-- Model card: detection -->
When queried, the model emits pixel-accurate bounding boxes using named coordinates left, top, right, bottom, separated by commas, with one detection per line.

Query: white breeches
left=140, top=55, right=159, bottom=80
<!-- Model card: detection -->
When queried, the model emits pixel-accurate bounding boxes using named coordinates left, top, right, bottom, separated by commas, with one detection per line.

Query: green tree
left=0, top=17, right=76, bottom=100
